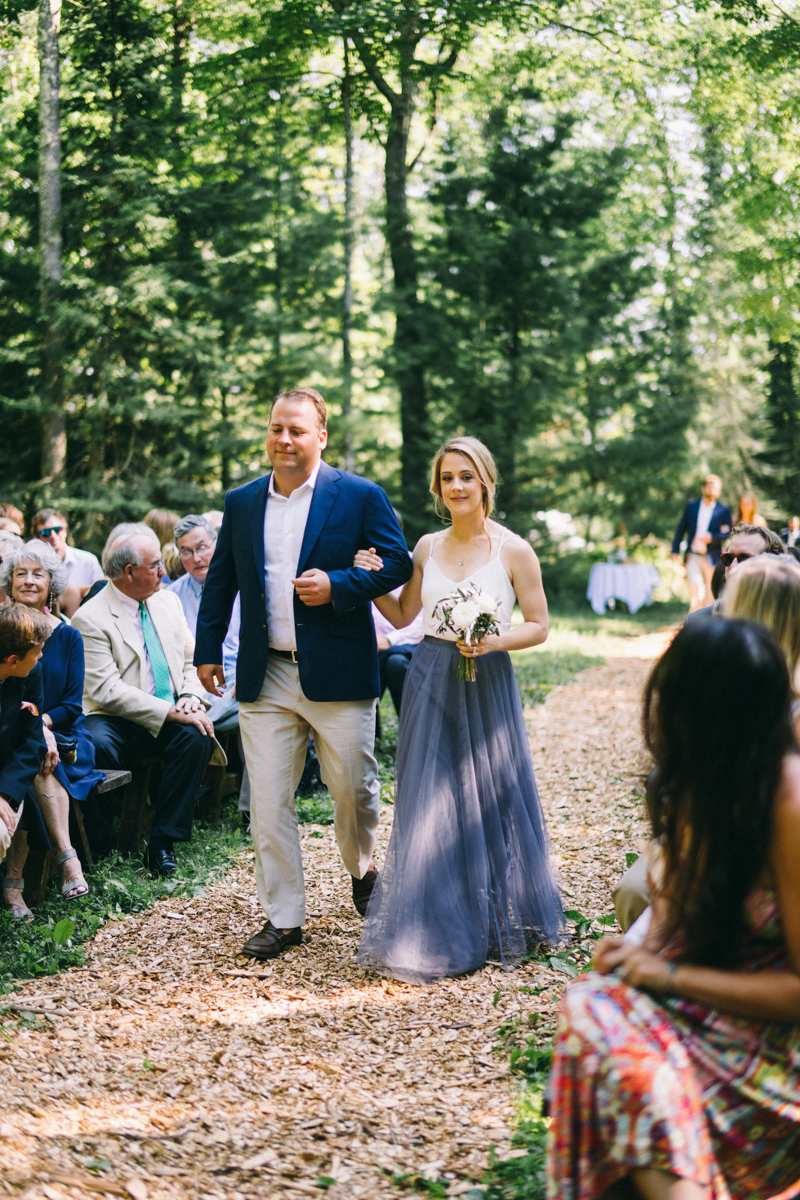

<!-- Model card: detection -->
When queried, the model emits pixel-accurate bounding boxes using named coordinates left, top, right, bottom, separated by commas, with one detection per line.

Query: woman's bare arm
left=497, top=538, right=548, bottom=651
left=594, top=754, right=800, bottom=1022
left=358, top=536, right=429, bottom=630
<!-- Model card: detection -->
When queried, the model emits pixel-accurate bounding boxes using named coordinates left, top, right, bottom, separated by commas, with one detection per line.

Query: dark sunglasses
left=721, top=551, right=755, bottom=568
left=35, top=526, right=64, bottom=538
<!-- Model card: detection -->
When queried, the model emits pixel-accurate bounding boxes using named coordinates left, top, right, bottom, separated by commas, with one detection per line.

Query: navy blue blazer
left=0, top=663, right=47, bottom=809
left=194, top=461, right=413, bottom=703
left=671, top=499, right=732, bottom=565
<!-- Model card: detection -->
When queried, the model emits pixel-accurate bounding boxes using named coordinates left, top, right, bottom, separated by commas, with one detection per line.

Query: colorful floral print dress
left=547, top=887, right=800, bottom=1199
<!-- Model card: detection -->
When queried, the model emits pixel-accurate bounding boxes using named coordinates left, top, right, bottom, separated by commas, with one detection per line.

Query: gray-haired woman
left=1, top=542, right=104, bottom=918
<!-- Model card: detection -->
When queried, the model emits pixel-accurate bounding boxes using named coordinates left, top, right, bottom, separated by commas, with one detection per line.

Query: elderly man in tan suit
left=72, top=534, right=217, bottom=875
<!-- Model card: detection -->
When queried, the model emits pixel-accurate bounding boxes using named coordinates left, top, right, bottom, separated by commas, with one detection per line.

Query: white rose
left=451, top=600, right=481, bottom=631
left=475, top=591, right=498, bottom=615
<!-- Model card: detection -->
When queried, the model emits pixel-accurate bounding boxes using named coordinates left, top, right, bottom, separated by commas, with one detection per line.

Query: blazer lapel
left=297, top=461, right=342, bottom=574
left=106, top=585, right=146, bottom=667
left=252, top=473, right=270, bottom=584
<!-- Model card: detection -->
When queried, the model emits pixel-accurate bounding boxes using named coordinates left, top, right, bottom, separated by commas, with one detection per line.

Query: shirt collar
left=185, top=573, right=203, bottom=597
left=268, top=460, right=321, bottom=500
left=110, top=581, right=142, bottom=619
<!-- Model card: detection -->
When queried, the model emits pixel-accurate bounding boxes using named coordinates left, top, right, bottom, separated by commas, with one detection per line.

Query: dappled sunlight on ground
left=0, top=632, right=657, bottom=1199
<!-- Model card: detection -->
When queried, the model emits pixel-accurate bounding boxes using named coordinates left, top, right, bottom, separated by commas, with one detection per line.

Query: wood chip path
left=0, top=636, right=671, bottom=1200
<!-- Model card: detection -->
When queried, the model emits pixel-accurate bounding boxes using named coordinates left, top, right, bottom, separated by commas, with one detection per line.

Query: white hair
left=0, top=540, right=71, bottom=598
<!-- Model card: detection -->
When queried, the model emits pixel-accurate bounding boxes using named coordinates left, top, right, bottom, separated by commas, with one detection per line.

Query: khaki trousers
left=239, top=656, right=380, bottom=928
left=612, top=853, right=650, bottom=933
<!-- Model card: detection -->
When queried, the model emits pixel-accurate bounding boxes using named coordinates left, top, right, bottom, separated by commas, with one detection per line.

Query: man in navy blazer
left=195, top=387, right=412, bottom=960
left=671, top=474, right=732, bottom=612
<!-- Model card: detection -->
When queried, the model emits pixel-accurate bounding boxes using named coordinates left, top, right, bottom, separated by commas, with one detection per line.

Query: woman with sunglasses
left=548, top=619, right=800, bottom=1200
left=1, top=542, right=104, bottom=918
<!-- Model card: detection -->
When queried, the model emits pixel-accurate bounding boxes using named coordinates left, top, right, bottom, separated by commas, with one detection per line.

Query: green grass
left=548, top=597, right=685, bottom=636
left=0, top=801, right=246, bottom=997
left=511, top=648, right=604, bottom=707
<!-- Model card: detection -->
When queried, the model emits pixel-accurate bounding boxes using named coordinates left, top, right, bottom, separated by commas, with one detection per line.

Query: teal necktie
left=138, top=601, right=173, bottom=703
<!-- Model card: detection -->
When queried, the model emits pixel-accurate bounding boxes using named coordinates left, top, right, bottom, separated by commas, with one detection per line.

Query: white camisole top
left=421, top=528, right=517, bottom=640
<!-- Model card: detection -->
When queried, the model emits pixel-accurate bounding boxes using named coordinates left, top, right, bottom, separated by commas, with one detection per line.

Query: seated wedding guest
left=373, top=598, right=424, bottom=715
left=0, top=604, right=50, bottom=891
left=79, top=522, right=163, bottom=608
left=168, top=515, right=241, bottom=727
left=685, top=521, right=785, bottom=622
left=371, top=509, right=422, bottom=716
left=0, top=504, right=25, bottom=535
left=143, top=508, right=180, bottom=549
left=32, top=507, right=103, bottom=615
left=161, top=542, right=185, bottom=582
left=201, top=510, right=224, bottom=532
left=168, top=515, right=249, bottom=813
left=0, top=531, right=24, bottom=603
left=736, top=489, right=768, bottom=528
left=1, top=543, right=105, bottom=916
left=615, top=552, right=800, bottom=933
left=549, top=619, right=800, bottom=1200
left=72, top=533, right=216, bottom=876
left=782, top=515, right=800, bottom=547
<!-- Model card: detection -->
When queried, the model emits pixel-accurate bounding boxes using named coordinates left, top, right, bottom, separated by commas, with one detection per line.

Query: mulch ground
left=0, top=636, right=671, bottom=1200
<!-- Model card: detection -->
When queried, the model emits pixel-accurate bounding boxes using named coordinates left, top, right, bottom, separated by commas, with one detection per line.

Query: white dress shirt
left=110, top=583, right=175, bottom=697
left=263, top=462, right=320, bottom=651
left=63, top=544, right=104, bottom=589
left=690, top=500, right=715, bottom=555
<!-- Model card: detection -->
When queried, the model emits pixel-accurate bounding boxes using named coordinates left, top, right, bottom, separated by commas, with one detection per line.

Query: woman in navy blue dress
left=1, top=542, right=104, bottom=918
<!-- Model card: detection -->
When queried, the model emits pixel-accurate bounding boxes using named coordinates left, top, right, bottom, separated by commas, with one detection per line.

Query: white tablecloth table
left=586, top=563, right=661, bottom=615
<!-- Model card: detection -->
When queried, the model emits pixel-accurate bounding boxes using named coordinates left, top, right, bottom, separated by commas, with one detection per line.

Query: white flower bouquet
left=432, top=584, right=501, bottom=681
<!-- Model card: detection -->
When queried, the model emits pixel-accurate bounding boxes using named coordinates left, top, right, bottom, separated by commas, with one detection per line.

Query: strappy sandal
left=56, top=848, right=89, bottom=901
left=2, top=878, right=34, bottom=922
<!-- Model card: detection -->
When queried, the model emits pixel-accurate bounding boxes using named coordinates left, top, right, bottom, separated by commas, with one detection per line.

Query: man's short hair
left=101, top=523, right=159, bottom=573
left=32, top=506, right=67, bottom=531
left=731, top=523, right=785, bottom=555
left=270, top=387, right=327, bottom=430
left=106, top=538, right=149, bottom=579
left=174, top=514, right=218, bottom=543
left=0, top=601, right=50, bottom=661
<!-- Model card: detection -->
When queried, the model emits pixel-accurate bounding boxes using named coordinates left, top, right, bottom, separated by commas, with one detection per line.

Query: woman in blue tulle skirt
left=356, top=436, right=565, bottom=983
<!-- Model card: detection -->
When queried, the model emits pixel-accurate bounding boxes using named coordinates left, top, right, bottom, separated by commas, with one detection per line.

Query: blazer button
left=262, top=623, right=267, bottom=631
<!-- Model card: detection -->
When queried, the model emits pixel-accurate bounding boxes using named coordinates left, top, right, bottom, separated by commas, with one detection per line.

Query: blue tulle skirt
left=357, top=636, right=565, bottom=983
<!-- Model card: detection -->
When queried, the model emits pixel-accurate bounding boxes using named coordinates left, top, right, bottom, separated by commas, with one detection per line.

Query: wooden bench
left=23, top=770, right=132, bottom=908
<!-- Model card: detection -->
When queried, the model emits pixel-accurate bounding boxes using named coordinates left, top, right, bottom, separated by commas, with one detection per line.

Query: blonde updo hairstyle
left=429, top=436, right=497, bottom=522
left=722, top=554, right=800, bottom=683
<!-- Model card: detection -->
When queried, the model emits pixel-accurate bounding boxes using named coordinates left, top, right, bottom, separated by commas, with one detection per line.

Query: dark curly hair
left=643, top=619, right=794, bottom=968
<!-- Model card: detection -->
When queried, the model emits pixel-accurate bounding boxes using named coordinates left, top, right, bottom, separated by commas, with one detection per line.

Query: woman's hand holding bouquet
left=433, top=586, right=501, bottom=680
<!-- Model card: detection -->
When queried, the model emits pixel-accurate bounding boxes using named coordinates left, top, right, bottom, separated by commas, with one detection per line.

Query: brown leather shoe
left=352, top=867, right=378, bottom=917
left=242, top=920, right=302, bottom=960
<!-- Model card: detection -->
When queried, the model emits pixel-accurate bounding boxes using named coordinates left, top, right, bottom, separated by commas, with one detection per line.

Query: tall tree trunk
left=384, top=90, right=428, bottom=540
left=340, top=38, right=355, bottom=473
left=38, top=0, right=64, bottom=483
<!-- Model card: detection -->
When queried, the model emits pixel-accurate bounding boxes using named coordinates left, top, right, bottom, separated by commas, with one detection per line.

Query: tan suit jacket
left=72, top=583, right=208, bottom=738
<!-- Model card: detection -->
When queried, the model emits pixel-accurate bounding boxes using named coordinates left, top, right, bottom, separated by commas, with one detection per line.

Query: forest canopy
left=2, top=0, right=800, bottom=548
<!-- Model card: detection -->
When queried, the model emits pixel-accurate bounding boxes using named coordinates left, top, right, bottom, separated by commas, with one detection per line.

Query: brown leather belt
left=270, top=648, right=299, bottom=663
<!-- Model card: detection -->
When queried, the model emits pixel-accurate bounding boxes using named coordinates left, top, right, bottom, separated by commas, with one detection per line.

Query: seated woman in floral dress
left=548, top=618, right=800, bottom=1200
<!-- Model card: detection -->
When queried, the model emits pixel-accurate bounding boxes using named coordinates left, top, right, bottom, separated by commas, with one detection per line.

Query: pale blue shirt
left=166, top=573, right=241, bottom=684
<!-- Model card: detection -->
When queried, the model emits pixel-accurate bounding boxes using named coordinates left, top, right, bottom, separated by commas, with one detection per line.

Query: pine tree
left=754, top=340, right=800, bottom=517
